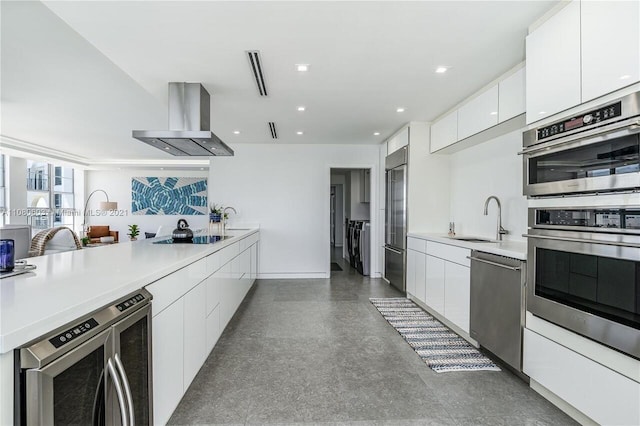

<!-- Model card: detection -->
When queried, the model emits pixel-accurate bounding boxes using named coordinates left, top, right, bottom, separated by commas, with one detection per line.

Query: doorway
left=330, top=168, right=371, bottom=275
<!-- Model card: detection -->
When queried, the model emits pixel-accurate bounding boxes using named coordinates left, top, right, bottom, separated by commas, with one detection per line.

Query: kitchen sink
left=449, top=237, right=494, bottom=243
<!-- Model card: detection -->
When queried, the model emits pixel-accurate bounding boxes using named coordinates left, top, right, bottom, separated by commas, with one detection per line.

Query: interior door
left=111, top=304, right=152, bottom=426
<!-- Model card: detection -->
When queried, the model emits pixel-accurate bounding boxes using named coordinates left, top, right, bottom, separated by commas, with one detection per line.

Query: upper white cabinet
left=387, top=127, right=409, bottom=154
left=526, top=0, right=640, bottom=123
left=581, top=0, right=640, bottom=102
left=458, top=86, right=499, bottom=140
left=430, top=65, right=525, bottom=153
left=526, top=0, right=581, bottom=123
left=430, top=110, right=458, bottom=152
left=499, top=68, right=526, bottom=122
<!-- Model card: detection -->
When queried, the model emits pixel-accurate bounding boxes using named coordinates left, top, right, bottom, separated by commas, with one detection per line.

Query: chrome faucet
left=483, top=196, right=508, bottom=241
left=222, top=206, right=237, bottom=230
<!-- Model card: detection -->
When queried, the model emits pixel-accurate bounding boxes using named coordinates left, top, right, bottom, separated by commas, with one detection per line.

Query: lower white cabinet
left=148, top=232, right=259, bottom=425
left=443, top=261, right=470, bottom=333
left=407, top=237, right=471, bottom=335
left=524, top=329, right=640, bottom=425
left=183, top=280, right=207, bottom=390
left=152, top=299, right=184, bottom=426
left=425, top=255, right=445, bottom=316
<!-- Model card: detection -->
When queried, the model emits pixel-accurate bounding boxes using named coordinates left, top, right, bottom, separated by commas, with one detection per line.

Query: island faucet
left=222, top=206, right=237, bottom=230
left=483, top=196, right=508, bottom=241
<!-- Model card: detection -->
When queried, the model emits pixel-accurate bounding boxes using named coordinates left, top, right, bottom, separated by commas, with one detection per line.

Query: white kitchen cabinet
left=524, top=329, right=640, bottom=425
left=498, top=67, right=526, bottom=122
left=360, top=169, right=371, bottom=203
left=250, top=243, right=258, bottom=280
left=425, top=255, right=445, bottom=315
left=183, top=280, right=207, bottom=391
left=526, top=0, right=581, bottom=123
left=444, top=261, right=470, bottom=333
left=457, top=85, right=499, bottom=140
left=581, top=0, right=640, bottom=102
left=206, top=304, right=221, bottom=354
left=406, top=249, right=417, bottom=297
left=414, top=251, right=426, bottom=303
left=387, top=127, right=409, bottom=154
left=152, top=299, right=184, bottom=426
left=430, top=110, right=458, bottom=152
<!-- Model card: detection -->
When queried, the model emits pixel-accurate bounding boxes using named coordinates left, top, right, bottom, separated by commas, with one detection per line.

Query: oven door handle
left=106, top=357, right=129, bottom=426
left=518, top=118, right=640, bottom=156
left=524, top=233, right=640, bottom=248
left=114, top=353, right=135, bottom=426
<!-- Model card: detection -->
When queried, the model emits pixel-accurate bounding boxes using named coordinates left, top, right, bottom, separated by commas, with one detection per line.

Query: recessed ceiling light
left=233, top=130, right=240, bottom=134
left=396, top=107, right=405, bottom=113
left=620, top=74, right=631, bottom=80
left=296, top=131, right=304, bottom=135
left=200, top=168, right=204, bottom=170
left=164, top=147, right=170, bottom=150
left=296, top=64, right=309, bottom=72
left=539, top=111, right=547, bottom=115
left=374, top=132, right=380, bottom=136
left=435, top=66, right=448, bottom=73
left=297, top=106, right=306, bottom=112
left=490, top=111, right=498, bottom=115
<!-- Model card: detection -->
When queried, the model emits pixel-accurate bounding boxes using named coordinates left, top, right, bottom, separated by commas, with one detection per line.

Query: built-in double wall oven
left=15, top=289, right=153, bottom=425
left=521, top=91, right=640, bottom=198
left=523, top=92, right=640, bottom=360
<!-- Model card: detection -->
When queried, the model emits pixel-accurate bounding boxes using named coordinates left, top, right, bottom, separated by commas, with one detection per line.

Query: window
left=0, top=155, right=5, bottom=226
left=25, top=160, right=75, bottom=233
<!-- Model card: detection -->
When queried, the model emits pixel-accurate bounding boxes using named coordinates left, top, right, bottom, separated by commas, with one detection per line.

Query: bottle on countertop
left=448, top=222, right=456, bottom=237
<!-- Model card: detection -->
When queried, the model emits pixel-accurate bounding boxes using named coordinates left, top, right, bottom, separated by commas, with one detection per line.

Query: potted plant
left=81, top=236, right=90, bottom=247
left=127, top=224, right=140, bottom=241
left=209, top=203, right=223, bottom=223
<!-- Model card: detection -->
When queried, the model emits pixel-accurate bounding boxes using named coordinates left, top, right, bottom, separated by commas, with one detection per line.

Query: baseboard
left=529, top=379, right=597, bottom=426
left=257, top=273, right=329, bottom=279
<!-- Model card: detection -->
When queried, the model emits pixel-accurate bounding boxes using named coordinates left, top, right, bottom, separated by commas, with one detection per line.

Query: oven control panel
left=536, top=101, right=622, bottom=141
left=535, top=208, right=640, bottom=231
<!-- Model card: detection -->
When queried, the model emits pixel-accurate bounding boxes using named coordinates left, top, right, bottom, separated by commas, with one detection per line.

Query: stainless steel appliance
left=353, top=221, right=370, bottom=276
left=133, top=82, right=234, bottom=157
left=16, top=289, right=153, bottom=425
left=172, top=218, right=194, bottom=242
left=469, top=251, right=526, bottom=373
left=525, top=206, right=640, bottom=359
left=521, top=91, right=640, bottom=197
left=385, top=146, right=408, bottom=292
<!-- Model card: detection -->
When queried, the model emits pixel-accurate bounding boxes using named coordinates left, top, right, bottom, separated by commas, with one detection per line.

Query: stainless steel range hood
left=133, top=83, right=234, bottom=156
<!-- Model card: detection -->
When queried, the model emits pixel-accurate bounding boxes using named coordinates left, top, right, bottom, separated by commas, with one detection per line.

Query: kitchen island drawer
left=407, top=237, right=427, bottom=253
left=147, top=259, right=206, bottom=316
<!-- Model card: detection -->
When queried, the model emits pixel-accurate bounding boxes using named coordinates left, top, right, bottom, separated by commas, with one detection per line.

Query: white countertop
left=0, top=228, right=258, bottom=353
left=407, top=232, right=527, bottom=260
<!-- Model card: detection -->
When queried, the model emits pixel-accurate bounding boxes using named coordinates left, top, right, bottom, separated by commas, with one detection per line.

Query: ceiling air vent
left=268, top=122, right=278, bottom=139
left=246, top=50, right=268, bottom=96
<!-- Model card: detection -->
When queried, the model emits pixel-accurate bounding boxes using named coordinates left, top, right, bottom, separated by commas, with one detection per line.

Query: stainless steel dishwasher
left=469, top=250, right=526, bottom=374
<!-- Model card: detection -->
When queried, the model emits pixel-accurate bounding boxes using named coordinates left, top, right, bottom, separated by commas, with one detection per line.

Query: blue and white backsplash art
left=131, top=177, right=208, bottom=215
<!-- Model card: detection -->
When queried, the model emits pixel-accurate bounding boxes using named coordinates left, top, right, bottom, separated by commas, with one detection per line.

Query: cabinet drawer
left=219, top=242, right=239, bottom=266
left=147, top=259, right=206, bottom=316
left=426, top=241, right=470, bottom=267
left=407, top=237, right=427, bottom=253
left=239, top=232, right=259, bottom=252
left=205, top=252, right=221, bottom=275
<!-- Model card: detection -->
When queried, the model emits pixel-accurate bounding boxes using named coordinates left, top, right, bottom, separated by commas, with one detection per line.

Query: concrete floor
left=168, top=247, right=577, bottom=425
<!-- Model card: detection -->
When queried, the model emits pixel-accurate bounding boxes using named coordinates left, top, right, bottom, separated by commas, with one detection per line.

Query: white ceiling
left=1, top=1, right=556, bottom=163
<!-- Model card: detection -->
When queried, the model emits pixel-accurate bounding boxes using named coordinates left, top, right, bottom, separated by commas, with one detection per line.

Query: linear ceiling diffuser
left=247, top=50, right=268, bottom=96
left=132, top=82, right=234, bottom=157
left=269, top=122, right=278, bottom=139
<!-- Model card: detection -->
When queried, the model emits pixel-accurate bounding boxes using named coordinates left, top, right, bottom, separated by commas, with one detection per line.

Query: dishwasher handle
left=467, top=256, right=521, bottom=271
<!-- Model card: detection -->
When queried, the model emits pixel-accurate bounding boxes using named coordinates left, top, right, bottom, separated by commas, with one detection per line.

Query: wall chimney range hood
left=133, top=83, right=234, bottom=156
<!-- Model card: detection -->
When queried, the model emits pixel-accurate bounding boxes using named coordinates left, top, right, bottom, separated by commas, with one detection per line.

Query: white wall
left=85, top=168, right=209, bottom=240
left=209, top=144, right=380, bottom=278
left=449, top=128, right=527, bottom=241
left=407, top=122, right=451, bottom=233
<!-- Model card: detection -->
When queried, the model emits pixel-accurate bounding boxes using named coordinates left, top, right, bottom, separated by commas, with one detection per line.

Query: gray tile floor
left=168, top=247, right=577, bottom=425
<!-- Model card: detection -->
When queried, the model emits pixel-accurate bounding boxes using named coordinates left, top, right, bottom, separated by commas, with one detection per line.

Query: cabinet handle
left=467, top=256, right=521, bottom=271
left=385, top=246, right=403, bottom=255
left=106, top=358, right=129, bottom=426
left=114, top=353, right=135, bottom=425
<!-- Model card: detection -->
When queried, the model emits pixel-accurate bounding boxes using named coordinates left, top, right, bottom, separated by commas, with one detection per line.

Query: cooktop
left=153, top=235, right=232, bottom=244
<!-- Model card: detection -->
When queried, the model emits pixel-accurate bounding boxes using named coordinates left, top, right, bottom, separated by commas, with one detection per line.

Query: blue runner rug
left=370, top=297, right=501, bottom=373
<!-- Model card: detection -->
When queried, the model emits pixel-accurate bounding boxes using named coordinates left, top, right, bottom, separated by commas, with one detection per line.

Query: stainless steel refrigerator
left=384, top=146, right=408, bottom=293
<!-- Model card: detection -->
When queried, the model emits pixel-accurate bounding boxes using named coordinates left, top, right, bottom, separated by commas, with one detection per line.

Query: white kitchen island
left=0, top=228, right=259, bottom=425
